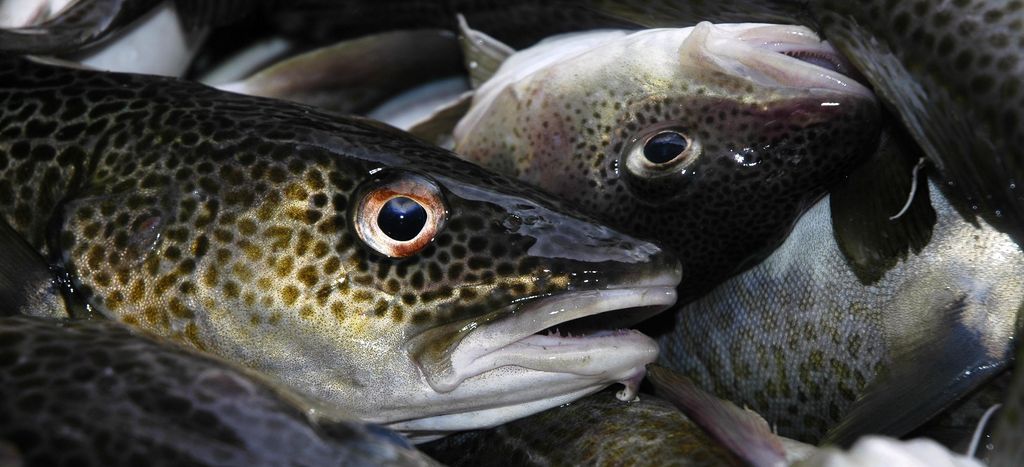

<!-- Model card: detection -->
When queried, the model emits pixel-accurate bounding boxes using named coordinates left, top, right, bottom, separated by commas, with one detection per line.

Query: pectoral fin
left=830, top=124, right=937, bottom=285
left=0, top=218, right=66, bottom=318
left=648, top=364, right=810, bottom=466
left=824, top=296, right=1011, bottom=446
left=818, top=12, right=1024, bottom=249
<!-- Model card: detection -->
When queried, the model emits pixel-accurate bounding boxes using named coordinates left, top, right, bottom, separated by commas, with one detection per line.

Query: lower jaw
left=384, top=350, right=652, bottom=442
left=387, top=381, right=617, bottom=443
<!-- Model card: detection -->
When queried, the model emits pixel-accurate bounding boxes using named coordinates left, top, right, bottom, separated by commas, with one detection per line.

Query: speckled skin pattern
left=0, top=315, right=437, bottom=467
left=808, top=0, right=1024, bottom=248
left=454, top=29, right=881, bottom=300
left=659, top=179, right=1024, bottom=442
left=0, top=55, right=678, bottom=426
left=421, top=388, right=740, bottom=466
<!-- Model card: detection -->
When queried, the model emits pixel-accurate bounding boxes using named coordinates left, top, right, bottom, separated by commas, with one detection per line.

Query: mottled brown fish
left=265, top=0, right=1024, bottom=249
left=421, top=388, right=743, bottom=466
left=0, top=54, right=680, bottom=441
left=659, top=126, right=1024, bottom=443
left=450, top=22, right=880, bottom=299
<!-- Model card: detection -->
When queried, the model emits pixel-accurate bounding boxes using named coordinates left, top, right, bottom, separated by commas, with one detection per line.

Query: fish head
left=54, top=104, right=680, bottom=441
left=455, top=22, right=881, bottom=296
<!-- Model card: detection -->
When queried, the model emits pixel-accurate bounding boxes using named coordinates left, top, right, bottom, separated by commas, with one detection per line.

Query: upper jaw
left=683, top=22, right=874, bottom=100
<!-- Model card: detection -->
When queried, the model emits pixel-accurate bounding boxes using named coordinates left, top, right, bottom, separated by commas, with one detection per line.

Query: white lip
left=409, top=284, right=678, bottom=394
left=683, top=22, right=875, bottom=99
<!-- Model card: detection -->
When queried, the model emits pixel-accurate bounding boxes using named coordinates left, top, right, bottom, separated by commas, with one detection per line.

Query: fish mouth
left=687, top=22, right=874, bottom=99
left=398, top=272, right=678, bottom=435
left=425, top=284, right=677, bottom=391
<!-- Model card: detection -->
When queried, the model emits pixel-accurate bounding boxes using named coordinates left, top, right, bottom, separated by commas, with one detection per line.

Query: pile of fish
left=0, top=0, right=1021, bottom=465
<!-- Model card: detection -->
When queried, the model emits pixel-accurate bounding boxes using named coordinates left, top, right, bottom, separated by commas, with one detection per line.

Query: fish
left=0, top=314, right=440, bottom=467
left=648, top=364, right=986, bottom=467
left=419, top=387, right=743, bottom=466
left=0, top=0, right=257, bottom=55
left=658, top=125, right=1024, bottom=443
left=213, top=29, right=465, bottom=116
left=0, top=0, right=214, bottom=77
left=257, top=0, right=1024, bottom=249
left=0, top=53, right=681, bottom=441
left=449, top=22, right=881, bottom=300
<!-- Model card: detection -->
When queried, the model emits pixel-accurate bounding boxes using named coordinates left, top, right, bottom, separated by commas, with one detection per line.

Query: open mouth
left=700, top=23, right=874, bottom=99
left=406, top=278, right=679, bottom=399
left=393, top=278, right=677, bottom=439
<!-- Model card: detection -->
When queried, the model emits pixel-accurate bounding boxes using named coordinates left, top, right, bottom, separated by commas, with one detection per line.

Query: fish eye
left=643, top=131, right=688, bottom=164
left=354, top=172, right=447, bottom=258
left=624, top=129, right=701, bottom=177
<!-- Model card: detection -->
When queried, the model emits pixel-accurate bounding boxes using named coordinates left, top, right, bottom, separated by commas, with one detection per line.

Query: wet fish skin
left=450, top=24, right=880, bottom=300
left=267, top=0, right=1024, bottom=250
left=0, top=315, right=438, bottom=467
left=0, top=54, right=680, bottom=437
left=659, top=127, right=1024, bottom=443
left=420, top=388, right=741, bottom=467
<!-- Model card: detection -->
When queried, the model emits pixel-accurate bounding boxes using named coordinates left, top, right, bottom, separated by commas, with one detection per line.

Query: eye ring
left=624, top=129, right=701, bottom=178
left=354, top=172, right=448, bottom=258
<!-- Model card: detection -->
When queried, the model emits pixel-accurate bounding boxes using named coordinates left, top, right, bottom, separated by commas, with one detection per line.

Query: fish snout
left=682, top=22, right=875, bottom=100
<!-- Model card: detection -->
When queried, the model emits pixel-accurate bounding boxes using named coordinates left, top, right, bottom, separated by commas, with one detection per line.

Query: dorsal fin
left=456, top=13, right=514, bottom=88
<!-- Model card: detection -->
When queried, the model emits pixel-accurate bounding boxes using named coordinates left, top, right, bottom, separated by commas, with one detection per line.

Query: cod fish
left=648, top=365, right=985, bottom=467
left=449, top=22, right=880, bottom=300
left=0, top=315, right=439, bottom=467
left=259, top=0, right=1024, bottom=250
left=659, top=126, right=1024, bottom=443
left=421, top=387, right=742, bottom=466
left=0, top=54, right=680, bottom=441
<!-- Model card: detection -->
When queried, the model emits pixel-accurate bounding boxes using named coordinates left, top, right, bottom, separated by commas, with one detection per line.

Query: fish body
left=0, top=315, right=438, bottom=466
left=450, top=23, right=880, bottom=299
left=648, top=365, right=985, bottom=467
left=255, top=0, right=1024, bottom=249
left=421, top=388, right=742, bottom=466
left=659, top=128, right=1024, bottom=442
left=0, top=54, right=680, bottom=440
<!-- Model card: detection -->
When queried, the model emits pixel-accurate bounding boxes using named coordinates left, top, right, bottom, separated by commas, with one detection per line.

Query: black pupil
left=643, top=132, right=688, bottom=164
left=377, top=196, right=428, bottom=242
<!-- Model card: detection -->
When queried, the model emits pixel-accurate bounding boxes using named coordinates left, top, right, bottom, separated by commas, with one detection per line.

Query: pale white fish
left=67, top=1, right=204, bottom=77
left=368, top=76, right=470, bottom=131
left=798, top=436, right=984, bottom=467
left=198, top=36, right=295, bottom=85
